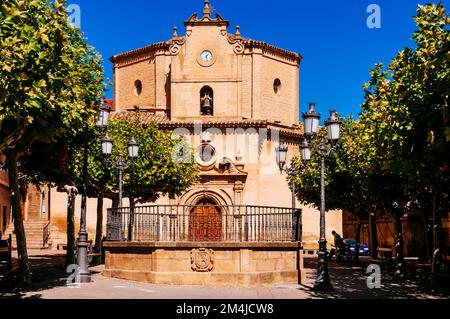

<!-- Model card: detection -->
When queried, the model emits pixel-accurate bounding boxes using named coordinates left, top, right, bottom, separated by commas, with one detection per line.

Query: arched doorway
left=189, top=198, right=222, bottom=241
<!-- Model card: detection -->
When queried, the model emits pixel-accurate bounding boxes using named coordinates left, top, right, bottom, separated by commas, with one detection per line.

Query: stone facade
left=111, top=8, right=300, bottom=127
left=103, top=242, right=305, bottom=287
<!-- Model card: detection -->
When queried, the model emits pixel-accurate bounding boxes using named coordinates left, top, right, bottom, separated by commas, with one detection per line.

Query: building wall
left=0, top=171, right=10, bottom=238
left=170, top=25, right=241, bottom=121
left=115, top=58, right=157, bottom=110
left=113, top=23, right=299, bottom=127
left=253, top=53, right=299, bottom=126
left=48, top=188, right=113, bottom=247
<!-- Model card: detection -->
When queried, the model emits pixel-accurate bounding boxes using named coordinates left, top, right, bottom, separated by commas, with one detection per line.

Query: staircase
left=3, top=220, right=50, bottom=249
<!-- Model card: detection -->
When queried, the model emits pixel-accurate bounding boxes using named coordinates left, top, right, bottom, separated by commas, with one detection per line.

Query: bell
left=201, top=92, right=213, bottom=115
left=203, top=96, right=211, bottom=108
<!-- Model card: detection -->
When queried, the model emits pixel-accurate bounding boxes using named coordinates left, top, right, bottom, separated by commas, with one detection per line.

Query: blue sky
left=67, top=0, right=449, bottom=120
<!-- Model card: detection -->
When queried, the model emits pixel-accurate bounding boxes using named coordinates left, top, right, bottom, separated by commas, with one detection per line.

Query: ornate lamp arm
left=309, top=136, right=340, bottom=159
left=106, top=154, right=131, bottom=171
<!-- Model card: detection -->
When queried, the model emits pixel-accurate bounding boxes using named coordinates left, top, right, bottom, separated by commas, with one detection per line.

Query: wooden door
left=189, top=204, right=221, bottom=241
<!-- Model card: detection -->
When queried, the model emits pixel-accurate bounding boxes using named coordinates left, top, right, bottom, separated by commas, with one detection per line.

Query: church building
left=3, top=2, right=342, bottom=262
left=104, top=0, right=342, bottom=249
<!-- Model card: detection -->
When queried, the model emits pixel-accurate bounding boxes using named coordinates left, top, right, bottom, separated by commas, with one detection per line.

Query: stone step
left=4, top=221, right=50, bottom=249
left=23, top=231, right=45, bottom=234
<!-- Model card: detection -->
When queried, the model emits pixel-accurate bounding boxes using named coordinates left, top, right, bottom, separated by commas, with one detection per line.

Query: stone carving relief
left=217, top=158, right=243, bottom=174
left=169, top=37, right=186, bottom=56
left=191, top=248, right=215, bottom=272
left=227, top=34, right=245, bottom=55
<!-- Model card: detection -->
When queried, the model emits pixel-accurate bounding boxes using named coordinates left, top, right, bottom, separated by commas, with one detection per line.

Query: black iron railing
left=107, top=205, right=302, bottom=243
left=43, top=222, right=50, bottom=247
left=0, top=226, right=6, bottom=239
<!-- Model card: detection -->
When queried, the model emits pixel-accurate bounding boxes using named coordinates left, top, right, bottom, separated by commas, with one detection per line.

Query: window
left=273, top=79, right=281, bottom=95
left=198, top=144, right=216, bottom=162
left=200, top=86, right=214, bottom=116
left=134, top=80, right=142, bottom=96
left=196, top=144, right=217, bottom=166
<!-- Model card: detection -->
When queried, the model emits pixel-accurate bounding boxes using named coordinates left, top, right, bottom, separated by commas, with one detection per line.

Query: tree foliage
left=64, top=112, right=199, bottom=203
left=358, top=2, right=449, bottom=274
left=0, top=0, right=104, bottom=154
left=292, top=2, right=449, bottom=274
left=0, top=0, right=105, bottom=284
left=107, top=114, right=199, bottom=203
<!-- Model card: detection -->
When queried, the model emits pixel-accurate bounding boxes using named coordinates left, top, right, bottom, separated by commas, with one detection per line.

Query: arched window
left=200, top=86, right=214, bottom=116
left=196, top=143, right=217, bottom=165
left=273, top=79, right=281, bottom=95
left=134, top=80, right=142, bottom=96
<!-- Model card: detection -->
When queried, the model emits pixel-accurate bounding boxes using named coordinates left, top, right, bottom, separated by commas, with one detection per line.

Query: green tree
left=293, top=118, right=375, bottom=264
left=106, top=113, right=199, bottom=204
left=64, top=112, right=198, bottom=245
left=0, top=0, right=104, bottom=284
left=358, top=2, right=449, bottom=275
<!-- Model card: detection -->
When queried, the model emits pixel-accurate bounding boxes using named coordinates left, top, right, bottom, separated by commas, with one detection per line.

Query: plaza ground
left=0, top=250, right=449, bottom=299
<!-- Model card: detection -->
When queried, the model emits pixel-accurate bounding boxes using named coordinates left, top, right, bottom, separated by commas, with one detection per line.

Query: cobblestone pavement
left=0, top=250, right=449, bottom=299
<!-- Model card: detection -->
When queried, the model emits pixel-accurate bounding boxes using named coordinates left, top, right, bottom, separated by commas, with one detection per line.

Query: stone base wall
left=103, top=242, right=305, bottom=287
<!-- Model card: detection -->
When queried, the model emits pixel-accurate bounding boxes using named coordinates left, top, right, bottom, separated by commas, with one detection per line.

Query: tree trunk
left=65, top=186, right=77, bottom=267
left=394, top=213, right=407, bottom=276
left=431, top=191, right=443, bottom=275
left=128, top=197, right=135, bottom=241
left=369, top=211, right=379, bottom=259
left=6, top=152, right=31, bottom=285
left=94, top=191, right=104, bottom=253
left=354, top=217, right=362, bottom=264
left=420, top=211, right=430, bottom=264
left=111, top=195, right=119, bottom=209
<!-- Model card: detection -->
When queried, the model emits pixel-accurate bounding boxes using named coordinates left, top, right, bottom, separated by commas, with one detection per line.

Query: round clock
left=197, top=49, right=216, bottom=67
left=201, top=50, right=213, bottom=62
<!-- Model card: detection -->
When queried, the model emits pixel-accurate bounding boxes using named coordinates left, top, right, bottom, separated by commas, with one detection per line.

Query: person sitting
left=332, top=230, right=346, bottom=259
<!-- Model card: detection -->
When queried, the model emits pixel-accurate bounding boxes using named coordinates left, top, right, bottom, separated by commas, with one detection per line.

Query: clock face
left=201, top=50, right=213, bottom=62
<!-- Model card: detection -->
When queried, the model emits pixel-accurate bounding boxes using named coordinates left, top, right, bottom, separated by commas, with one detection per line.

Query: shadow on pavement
left=0, top=253, right=101, bottom=299
left=302, top=257, right=450, bottom=299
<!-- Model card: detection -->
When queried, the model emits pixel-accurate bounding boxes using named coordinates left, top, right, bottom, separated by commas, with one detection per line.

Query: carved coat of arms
left=191, top=248, right=214, bottom=272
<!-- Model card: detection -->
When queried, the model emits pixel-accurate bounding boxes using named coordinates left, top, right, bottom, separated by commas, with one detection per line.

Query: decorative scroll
left=169, top=37, right=186, bottom=56
left=227, top=35, right=245, bottom=55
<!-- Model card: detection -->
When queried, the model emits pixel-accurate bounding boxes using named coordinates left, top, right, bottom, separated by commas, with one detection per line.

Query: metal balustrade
left=107, top=205, right=302, bottom=243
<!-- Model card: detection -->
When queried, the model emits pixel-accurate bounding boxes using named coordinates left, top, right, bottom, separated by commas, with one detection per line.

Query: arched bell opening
left=200, top=86, right=214, bottom=116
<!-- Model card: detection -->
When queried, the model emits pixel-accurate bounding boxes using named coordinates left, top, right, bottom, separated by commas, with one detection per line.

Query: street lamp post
left=302, top=103, right=342, bottom=292
left=101, top=133, right=139, bottom=241
left=76, top=98, right=111, bottom=283
left=276, top=145, right=302, bottom=243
